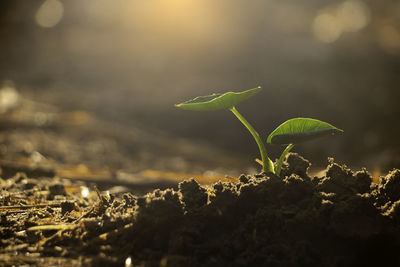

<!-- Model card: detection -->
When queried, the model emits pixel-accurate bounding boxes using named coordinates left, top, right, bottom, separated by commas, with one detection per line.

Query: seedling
left=175, top=87, right=343, bottom=175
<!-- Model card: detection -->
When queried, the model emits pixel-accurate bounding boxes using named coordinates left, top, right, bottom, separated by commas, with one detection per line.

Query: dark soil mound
left=1, top=153, right=400, bottom=266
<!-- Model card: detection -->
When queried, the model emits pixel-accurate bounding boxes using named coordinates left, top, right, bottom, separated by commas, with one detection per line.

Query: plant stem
left=276, top=143, right=294, bottom=176
left=229, top=106, right=274, bottom=173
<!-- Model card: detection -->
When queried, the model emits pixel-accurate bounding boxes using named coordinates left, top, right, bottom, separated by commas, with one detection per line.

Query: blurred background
left=0, top=0, right=399, bottom=183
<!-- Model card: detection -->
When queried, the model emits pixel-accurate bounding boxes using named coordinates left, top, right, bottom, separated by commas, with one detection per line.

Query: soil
left=1, top=153, right=400, bottom=266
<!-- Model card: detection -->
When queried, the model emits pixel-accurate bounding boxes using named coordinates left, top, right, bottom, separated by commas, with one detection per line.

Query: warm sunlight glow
left=35, top=0, right=64, bottom=28
left=127, top=0, right=218, bottom=42
left=81, top=0, right=225, bottom=51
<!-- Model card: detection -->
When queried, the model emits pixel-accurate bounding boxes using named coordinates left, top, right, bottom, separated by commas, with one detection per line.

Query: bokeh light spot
left=313, top=13, right=342, bottom=43
left=378, top=24, right=400, bottom=54
left=0, top=80, right=19, bottom=113
left=125, top=256, right=132, bottom=267
left=337, top=0, right=370, bottom=32
left=35, top=0, right=64, bottom=28
left=80, top=186, right=90, bottom=198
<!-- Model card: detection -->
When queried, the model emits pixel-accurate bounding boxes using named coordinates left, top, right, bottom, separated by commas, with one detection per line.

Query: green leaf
left=267, top=118, right=343, bottom=145
left=175, top=87, right=262, bottom=111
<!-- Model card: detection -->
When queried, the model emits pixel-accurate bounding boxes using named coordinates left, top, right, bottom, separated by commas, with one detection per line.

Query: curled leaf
left=175, top=87, right=262, bottom=111
left=267, top=118, right=343, bottom=145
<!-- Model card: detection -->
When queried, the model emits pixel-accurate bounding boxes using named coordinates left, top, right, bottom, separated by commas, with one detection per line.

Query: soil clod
left=1, top=154, right=400, bottom=266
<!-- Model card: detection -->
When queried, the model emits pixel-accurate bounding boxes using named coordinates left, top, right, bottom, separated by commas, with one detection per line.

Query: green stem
left=276, top=143, right=294, bottom=176
left=229, top=106, right=274, bottom=173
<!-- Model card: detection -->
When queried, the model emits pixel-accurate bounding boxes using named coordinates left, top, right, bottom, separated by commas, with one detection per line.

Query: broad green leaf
left=267, top=118, right=343, bottom=145
left=175, top=87, right=262, bottom=111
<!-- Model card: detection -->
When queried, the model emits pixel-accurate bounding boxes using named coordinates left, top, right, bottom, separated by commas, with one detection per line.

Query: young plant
left=175, top=87, right=343, bottom=175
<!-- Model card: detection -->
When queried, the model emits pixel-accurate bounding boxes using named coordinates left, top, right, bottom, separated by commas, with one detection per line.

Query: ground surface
left=1, top=153, right=400, bottom=266
left=1, top=89, right=400, bottom=266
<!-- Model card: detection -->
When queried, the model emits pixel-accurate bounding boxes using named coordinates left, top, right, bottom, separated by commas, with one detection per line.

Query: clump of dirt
left=1, top=153, right=400, bottom=266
